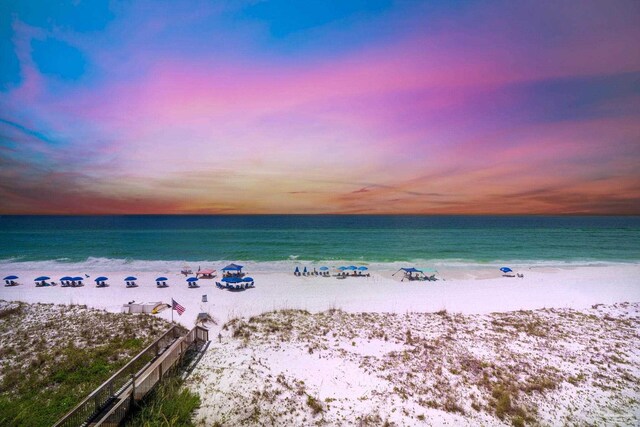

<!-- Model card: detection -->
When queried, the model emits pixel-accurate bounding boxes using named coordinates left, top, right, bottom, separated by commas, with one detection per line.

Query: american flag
left=172, top=299, right=185, bottom=316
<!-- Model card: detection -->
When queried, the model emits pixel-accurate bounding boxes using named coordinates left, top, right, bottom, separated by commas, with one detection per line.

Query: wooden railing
left=53, top=325, right=208, bottom=427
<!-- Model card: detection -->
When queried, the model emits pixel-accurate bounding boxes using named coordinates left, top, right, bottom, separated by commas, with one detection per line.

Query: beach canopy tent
left=4, top=275, right=18, bottom=280
left=156, top=277, right=168, bottom=281
left=319, top=267, right=329, bottom=271
left=500, top=267, right=513, bottom=273
left=95, top=276, right=108, bottom=282
left=222, top=277, right=241, bottom=283
left=35, top=276, right=50, bottom=281
left=222, top=263, right=243, bottom=271
left=392, top=267, right=423, bottom=277
left=243, top=277, right=254, bottom=282
left=358, top=266, right=368, bottom=271
left=125, top=276, right=137, bottom=281
left=187, top=277, right=199, bottom=282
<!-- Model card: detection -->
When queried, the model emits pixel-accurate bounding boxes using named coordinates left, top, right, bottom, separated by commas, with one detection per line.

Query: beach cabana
left=221, top=276, right=243, bottom=290
left=222, top=263, right=244, bottom=278
left=156, top=277, right=169, bottom=288
left=35, top=276, right=51, bottom=287
left=187, top=277, right=199, bottom=288
left=125, top=276, right=138, bottom=288
left=4, top=275, right=19, bottom=286
left=95, top=276, right=109, bottom=287
left=197, top=269, right=216, bottom=279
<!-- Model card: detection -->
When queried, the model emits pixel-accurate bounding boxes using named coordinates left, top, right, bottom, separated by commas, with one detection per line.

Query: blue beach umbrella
left=243, top=277, right=254, bottom=282
left=34, top=276, right=50, bottom=281
left=72, top=276, right=84, bottom=281
left=4, top=275, right=18, bottom=280
left=346, top=266, right=357, bottom=271
left=95, top=276, right=108, bottom=282
left=294, top=266, right=300, bottom=274
left=500, top=267, right=513, bottom=273
left=156, top=277, right=168, bottom=281
left=222, top=277, right=240, bottom=283
left=125, top=276, right=137, bottom=281
left=303, top=267, right=308, bottom=274
left=60, top=276, right=72, bottom=280
left=358, top=266, right=368, bottom=271
left=187, top=277, right=199, bottom=282
left=319, top=267, right=329, bottom=271
left=338, top=266, right=346, bottom=271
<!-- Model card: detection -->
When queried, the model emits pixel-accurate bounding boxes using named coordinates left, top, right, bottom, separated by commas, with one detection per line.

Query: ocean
left=1, top=215, right=639, bottom=272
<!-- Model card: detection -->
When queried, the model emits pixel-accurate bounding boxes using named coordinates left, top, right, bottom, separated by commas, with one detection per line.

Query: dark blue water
left=1, top=215, right=639, bottom=264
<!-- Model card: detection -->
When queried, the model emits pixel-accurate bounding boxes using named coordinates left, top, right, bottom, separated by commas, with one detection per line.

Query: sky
left=0, top=0, right=639, bottom=215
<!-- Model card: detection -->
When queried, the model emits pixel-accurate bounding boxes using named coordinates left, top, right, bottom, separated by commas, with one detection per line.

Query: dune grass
left=0, top=301, right=169, bottom=426
left=125, top=375, right=201, bottom=427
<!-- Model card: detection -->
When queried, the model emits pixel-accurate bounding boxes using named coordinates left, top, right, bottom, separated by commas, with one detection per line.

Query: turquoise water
left=1, top=216, right=639, bottom=268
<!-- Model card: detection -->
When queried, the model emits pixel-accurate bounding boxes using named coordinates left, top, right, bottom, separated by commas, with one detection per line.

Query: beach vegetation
left=306, top=394, right=324, bottom=414
left=0, top=301, right=169, bottom=426
left=125, top=375, right=201, bottom=426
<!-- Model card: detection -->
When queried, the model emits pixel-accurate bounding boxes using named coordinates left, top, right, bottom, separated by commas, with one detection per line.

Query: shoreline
left=2, top=263, right=639, bottom=331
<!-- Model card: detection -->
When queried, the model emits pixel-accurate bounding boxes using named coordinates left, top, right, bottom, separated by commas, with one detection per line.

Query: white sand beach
left=1, top=263, right=639, bottom=328
left=2, top=263, right=640, bottom=425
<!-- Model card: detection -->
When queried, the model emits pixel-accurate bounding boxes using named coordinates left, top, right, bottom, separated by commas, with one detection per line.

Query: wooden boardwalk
left=54, top=325, right=209, bottom=427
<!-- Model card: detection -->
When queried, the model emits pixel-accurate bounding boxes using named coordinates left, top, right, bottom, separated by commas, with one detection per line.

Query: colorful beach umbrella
left=500, top=267, right=513, bottom=273
left=34, top=276, right=50, bottom=281
left=3, top=275, right=18, bottom=280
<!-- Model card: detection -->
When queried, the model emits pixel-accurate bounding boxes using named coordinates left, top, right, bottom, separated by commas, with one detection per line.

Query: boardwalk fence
left=53, top=325, right=208, bottom=427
